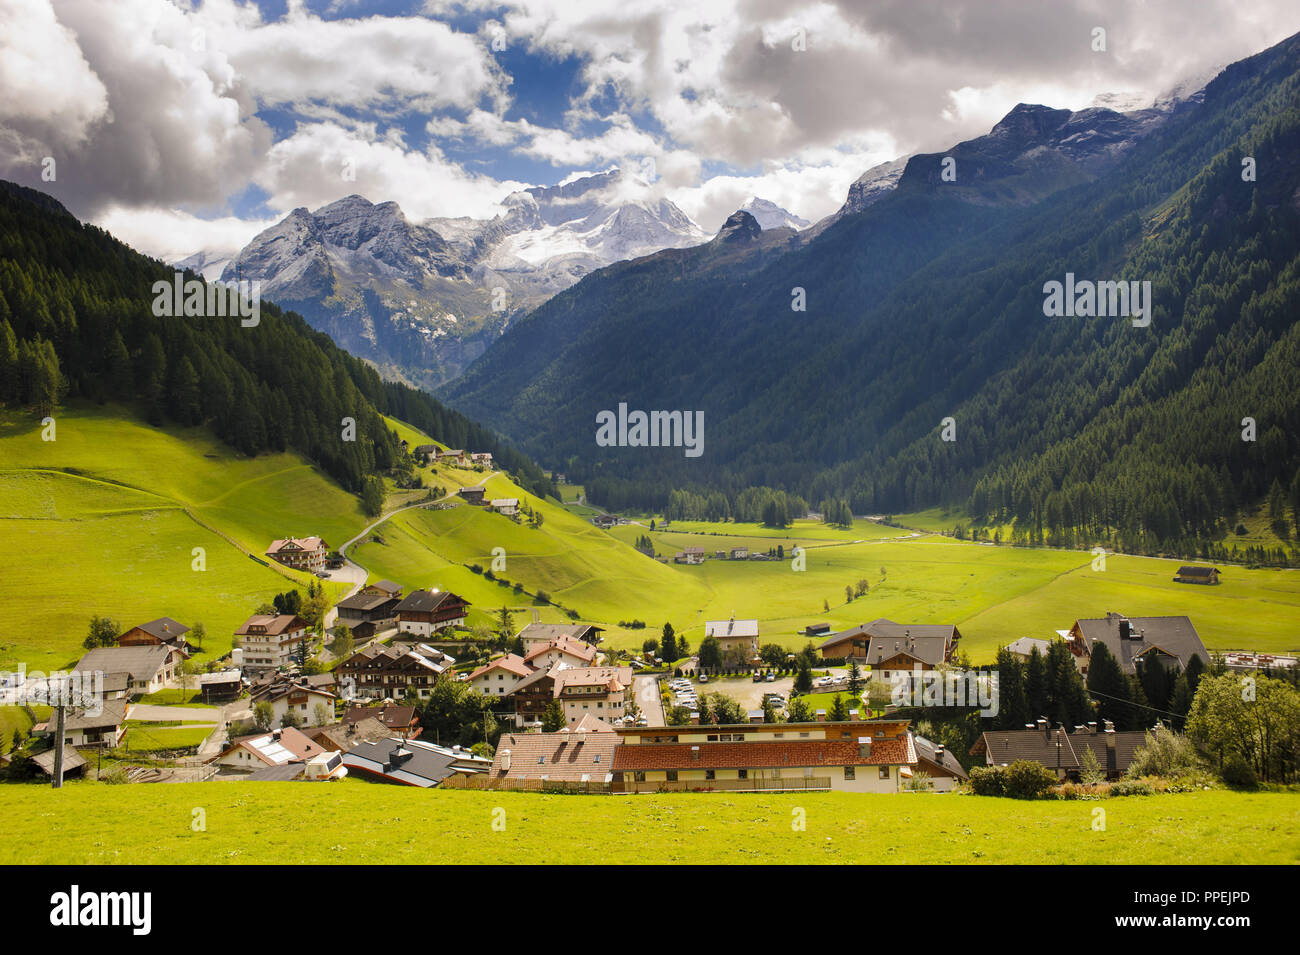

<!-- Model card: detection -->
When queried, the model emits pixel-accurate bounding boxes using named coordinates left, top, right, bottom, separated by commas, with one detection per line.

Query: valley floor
left=1, top=782, right=1294, bottom=865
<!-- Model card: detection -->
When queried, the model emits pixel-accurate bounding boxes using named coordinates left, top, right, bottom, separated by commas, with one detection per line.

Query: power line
left=1085, top=686, right=1185, bottom=720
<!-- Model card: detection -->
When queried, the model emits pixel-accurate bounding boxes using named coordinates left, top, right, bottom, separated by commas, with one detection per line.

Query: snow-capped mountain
left=175, top=249, right=233, bottom=282
left=738, top=197, right=809, bottom=231
left=210, top=169, right=708, bottom=388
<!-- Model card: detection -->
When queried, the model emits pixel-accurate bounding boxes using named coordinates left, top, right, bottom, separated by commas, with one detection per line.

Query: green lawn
left=0, top=783, right=1294, bottom=864
left=122, top=724, right=215, bottom=752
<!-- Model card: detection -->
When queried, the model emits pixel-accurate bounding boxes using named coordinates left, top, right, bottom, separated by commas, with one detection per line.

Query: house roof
left=491, top=498, right=518, bottom=507
left=974, top=724, right=1149, bottom=775
left=32, top=747, right=87, bottom=775
left=335, top=591, right=399, bottom=612
left=235, top=614, right=308, bottom=636
left=468, top=653, right=533, bottom=681
left=572, top=713, right=616, bottom=733
left=1073, top=613, right=1208, bottom=672
left=516, top=623, right=603, bottom=645
left=912, top=734, right=968, bottom=780
left=74, top=645, right=172, bottom=683
left=1004, top=637, right=1052, bottom=657
left=304, top=716, right=391, bottom=751
left=127, top=617, right=190, bottom=642
left=342, top=738, right=461, bottom=788
left=344, top=703, right=418, bottom=730
left=365, top=580, right=402, bottom=595
left=1175, top=566, right=1218, bottom=576
left=249, top=677, right=335, bottom=706
left=217, top=726, right=325, bottom=766
left=610, top=735, right=915, bottom=772
left=394, top=589, right=462, bottom=614
left=491, top=728, right=622, bottom=781
left=552, top=666, right=633, bottom=696
left=819, top=619, right=956, bottom=666
left=705, top=618, right=759, bottom=639
left=523, top=634, right=597, bottom=665
left=266, top=536, right=325, bottom=555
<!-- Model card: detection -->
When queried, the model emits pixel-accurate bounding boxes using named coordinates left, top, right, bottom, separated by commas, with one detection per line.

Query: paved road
left=633, top=674, right=666, bottom=726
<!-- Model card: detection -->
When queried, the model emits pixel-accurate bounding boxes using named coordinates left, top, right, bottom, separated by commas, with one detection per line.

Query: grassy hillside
left=0, top=782, right=1294, bottom=864
left=0, top=403, right=361, bottom=669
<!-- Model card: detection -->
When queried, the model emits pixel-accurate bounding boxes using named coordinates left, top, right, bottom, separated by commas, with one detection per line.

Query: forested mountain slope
left=447, top=31, right=1300, bottom=556
left=0, top=182, right=554, bottom=502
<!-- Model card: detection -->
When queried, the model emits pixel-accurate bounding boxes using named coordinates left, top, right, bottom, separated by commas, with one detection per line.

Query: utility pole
left=52, top=703, right=66, bottom=789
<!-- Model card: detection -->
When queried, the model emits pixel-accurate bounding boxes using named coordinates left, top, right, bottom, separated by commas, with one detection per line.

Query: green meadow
left=2, top=405, right=1298, bottom=678
left=0, top=404, right=358, bottom=670
left=0, top=782, right=1294, bottom=864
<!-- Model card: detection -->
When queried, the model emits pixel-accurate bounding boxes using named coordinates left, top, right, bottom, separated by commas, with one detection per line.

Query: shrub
left=1003, top=760, right=1057, bottom=799
left=1221, top=757, right=1259, bottom=789
left=968, top=766, right=1006, bottom=796
left=1125, top=725, right=1202, bottom=779
left=1110, top=779, right=1155, bottom=797
left=1050, top=780, right=1109, bottom=800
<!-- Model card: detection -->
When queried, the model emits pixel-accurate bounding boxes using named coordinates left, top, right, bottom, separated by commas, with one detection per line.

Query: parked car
left=699, top=674, right=709, bottom=683
left=765, top=672, right=776, bottom=682
left=752, top=671, right=763, bottom=682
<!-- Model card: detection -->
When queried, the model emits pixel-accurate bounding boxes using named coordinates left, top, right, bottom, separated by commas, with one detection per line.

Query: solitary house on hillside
left=1173, top=565, right=1220, bottom=585
left=265, top=536, right=328, bottom=573
left=704, top=618, right=760, bottom=664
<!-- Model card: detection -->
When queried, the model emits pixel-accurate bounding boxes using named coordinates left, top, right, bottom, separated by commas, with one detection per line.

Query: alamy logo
left=1042, top=272, right=1151, bottom=327
left=595, top=403, right=704, bottom=458
left=50, top=885, right=151, bottom=935
left=152, top=271, right=262, bottom=327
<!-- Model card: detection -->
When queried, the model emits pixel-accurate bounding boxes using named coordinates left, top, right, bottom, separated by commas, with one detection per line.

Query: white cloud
left=93, top=205, right=276, bottom=269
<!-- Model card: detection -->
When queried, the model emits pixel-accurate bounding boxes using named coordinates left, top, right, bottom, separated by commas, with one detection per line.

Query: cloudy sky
left=2, top=0, right=1298, bottom=263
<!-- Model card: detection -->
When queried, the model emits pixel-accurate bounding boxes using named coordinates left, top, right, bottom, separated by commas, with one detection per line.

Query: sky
left=2, top=0, right=1298, bottom=264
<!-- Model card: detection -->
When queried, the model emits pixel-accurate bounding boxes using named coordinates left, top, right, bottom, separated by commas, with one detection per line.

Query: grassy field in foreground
left=0, top=783, right=1294, bottom=864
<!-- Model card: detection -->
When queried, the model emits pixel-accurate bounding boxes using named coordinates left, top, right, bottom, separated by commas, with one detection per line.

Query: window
left=878, top=766, right=890, bottom=779
left=634, top=771, right=646, bottom=782
left=705, top=769, right=715, bottom=780
left=844, top=766, right=856, bottom=780
left=737, top=769, right=748, bottom=779
left=666, top=771, right=678, bottom=781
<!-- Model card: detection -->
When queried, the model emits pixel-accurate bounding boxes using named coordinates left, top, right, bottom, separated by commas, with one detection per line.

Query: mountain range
left=210, top=170, right=806, bottom=389
left=444, top=30, right=1300, bottom=552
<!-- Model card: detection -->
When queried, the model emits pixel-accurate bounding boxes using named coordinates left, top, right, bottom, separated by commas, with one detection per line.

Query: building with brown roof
left=265, top=536, right=328, bottom=573
left=611, top=717, right=918, bottom=793
left=491, top=722, right=622, bottom=785
left=336, top=643, right=455, bottom=701
left=516, top=622, right=605, bottom=646
left=912, top=734, right=968, bottom=791
left=334, top=587, right=402, bottom=632
left=235, top=614, right=310, bottom=675
left=344, top=702, right=420, bottom=736
left=211, top=726, right=328, bottom=774
left=818, top=619, right=959, bottom=682
left=394, top=589, right=470, bottom=636
left=74, top=645, right=180, bottom=696
left=468, top=653, right=532, bottom=697
left=553, top=665, right=635, bottom=726
left=248, top=675, right=336, bottom=729
left=522, top=634, right=598, bottom=669
left=117, top=617, right=191, bottom=651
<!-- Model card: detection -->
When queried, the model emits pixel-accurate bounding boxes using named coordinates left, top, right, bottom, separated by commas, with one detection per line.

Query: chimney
left=690, top=745, right=700, bottom=761
left=848, top=709, right=860, bottom=721
left=1036, top=717, right=1047, bottom=735
left=690, top=711, right=700, bottom=725
left=1087, top=721, right=1097, bottom=734
left=858, top=736, right=872, bottom=758
left=934, top=744, right=945, bottom=760
left=816, top=709, right=827, bottom=722
left=500, top=749, right=511, bottom=771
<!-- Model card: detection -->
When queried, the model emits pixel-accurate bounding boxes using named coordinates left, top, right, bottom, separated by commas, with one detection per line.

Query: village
left=5, top=531, right=1295, bottom=798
